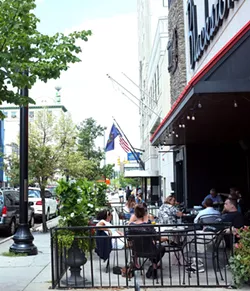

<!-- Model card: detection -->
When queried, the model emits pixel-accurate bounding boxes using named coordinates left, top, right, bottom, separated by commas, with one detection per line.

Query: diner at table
left=201, top=188, right=223, bottom=207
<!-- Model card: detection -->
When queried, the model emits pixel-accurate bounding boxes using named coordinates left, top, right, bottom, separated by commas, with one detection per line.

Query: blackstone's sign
left=187, top=0, right=241, bottom=69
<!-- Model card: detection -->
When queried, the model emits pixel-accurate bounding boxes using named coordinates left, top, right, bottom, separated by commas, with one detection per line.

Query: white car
left=28, top=187, right=58, bottom=221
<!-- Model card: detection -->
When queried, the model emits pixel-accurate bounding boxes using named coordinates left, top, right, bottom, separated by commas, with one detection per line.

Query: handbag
left=121, top=262, right=134, bottom=278
left=113, top=266, right=122, bottom=275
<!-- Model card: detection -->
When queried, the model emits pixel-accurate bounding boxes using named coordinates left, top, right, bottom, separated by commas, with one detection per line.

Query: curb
left=0, top=235, right=13, bottom=245
left=0, top=216, right=59, bottom=245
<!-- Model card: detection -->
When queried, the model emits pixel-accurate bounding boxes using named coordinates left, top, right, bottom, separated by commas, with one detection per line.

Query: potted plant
left=230, top=226, right=250, bottom=287
left=55, top=179, right=98, bottom=286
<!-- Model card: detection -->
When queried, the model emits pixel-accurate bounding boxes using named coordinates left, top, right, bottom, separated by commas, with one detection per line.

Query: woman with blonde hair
left=123, top=196, right=136, bottom=219
left=158, top=195, right=183, bottom=224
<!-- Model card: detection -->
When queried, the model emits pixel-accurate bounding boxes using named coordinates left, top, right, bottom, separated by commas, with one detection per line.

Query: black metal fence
left=51, top=223, right=233, bottom=289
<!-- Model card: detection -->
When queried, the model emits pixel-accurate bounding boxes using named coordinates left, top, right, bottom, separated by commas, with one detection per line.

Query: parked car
left=0, top=189, right=35, bottom=236
left=47, top=185, right=61, bottom=213
left=28, top=187, right=57, bottom=221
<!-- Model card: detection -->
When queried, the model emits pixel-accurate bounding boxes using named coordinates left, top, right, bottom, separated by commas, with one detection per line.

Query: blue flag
left=105, top=123, right=120, bottom=152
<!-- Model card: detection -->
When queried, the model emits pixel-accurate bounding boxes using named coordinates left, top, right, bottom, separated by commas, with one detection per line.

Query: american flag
left=119, top=135, right=130, bottom=153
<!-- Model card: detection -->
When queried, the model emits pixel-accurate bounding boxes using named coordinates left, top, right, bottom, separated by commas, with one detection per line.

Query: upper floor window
left=11, top=111, right=17, bottom=118
left=3, top=111, right=8, bottom=118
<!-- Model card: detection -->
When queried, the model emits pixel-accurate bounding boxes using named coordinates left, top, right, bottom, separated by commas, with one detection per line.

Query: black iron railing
left=51, top=223, right=233, bottom=289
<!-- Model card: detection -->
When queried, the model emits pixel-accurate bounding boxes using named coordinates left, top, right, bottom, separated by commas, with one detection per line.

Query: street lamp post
left=10, top=85, right=37, bottom=255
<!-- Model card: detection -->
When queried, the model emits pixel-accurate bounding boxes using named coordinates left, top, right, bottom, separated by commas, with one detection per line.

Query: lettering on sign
left=187, top=0, right=240, bottom=69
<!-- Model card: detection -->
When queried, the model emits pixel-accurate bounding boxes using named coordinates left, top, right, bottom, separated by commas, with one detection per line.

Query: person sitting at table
left=220, top=199, right=244, bottom=228
left=201, top=188, right=223, bottom=207
left=194, top=198, right=220, bottom=223
left=129, top=202, right=154, bottom=224
left=158, top=195, right=183, bottom=224
left=128, top=204, right=167, bottom=279
left=220, top=187, right=244, bottom=214
left=96, top=209, right=125, bottom=249
left=217, top=199, right=244, bottom=248
left=123, top=196, right=136, bottom=219
left=135, top=193, right=145, bottom=204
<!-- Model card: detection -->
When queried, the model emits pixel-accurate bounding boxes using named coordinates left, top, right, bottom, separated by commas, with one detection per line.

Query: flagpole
left=107, top=74, right=162, bottom=120
left=112, top=117, right=145, bottom=170
left=122, top=72, right=157, bottom=105
left=103, top=130, right=106, bottom=167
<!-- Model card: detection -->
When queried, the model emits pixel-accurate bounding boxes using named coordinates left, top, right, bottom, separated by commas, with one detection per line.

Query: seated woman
left=96, top=209, right=124, bottom=249
left=158, top=195, right=183, bottom=224
left=129, top=202, right=154, bottom=224
left=135, top=193, right=145, bottom=204
left=123, top=196, right=136, bottom=219
left=128, top=204, right=167, bottom=279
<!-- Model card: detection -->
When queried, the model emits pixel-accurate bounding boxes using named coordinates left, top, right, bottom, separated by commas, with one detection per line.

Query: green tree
left=118, top=174, right=140, bottom=189
left=4, top=153, right=19, bottom=187
left=0, top=0, right=91, bottom=115
left=29, top=109, right=77, bottom=232
left=66, top=151, right=100, bottom=181
left=101, top=164, right=115, bottom=180
left=77, top=118, right=106, bottom=162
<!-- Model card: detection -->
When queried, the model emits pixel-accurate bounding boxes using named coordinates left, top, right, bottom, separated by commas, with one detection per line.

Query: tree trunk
left=41, top=186, right=47, bottom=233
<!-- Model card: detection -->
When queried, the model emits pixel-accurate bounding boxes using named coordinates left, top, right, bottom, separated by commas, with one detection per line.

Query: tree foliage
left=28, top=109, right=77, bottom=231
left=101, top=164, right=115, bottom=180
left=66, top=151, right=100, bottom=181
left=0, top=0, right=91, bottom=114
left=77, top=118, right=106, bottom=162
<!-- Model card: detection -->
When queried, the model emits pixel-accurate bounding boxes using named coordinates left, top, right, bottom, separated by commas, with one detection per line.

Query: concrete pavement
left=0, top=215, right=248, bottom=290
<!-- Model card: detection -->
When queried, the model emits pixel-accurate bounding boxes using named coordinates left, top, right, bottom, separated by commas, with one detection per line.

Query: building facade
left=137, top=0, right=173, bottom=202
left=1, top=92, right=67, bottom=186
left=151, top=0, right=250, bottom=209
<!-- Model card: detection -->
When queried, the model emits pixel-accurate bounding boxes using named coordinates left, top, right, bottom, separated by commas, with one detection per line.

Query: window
left=11, top=111, right=17, bottom=118
left=3, top=111, right=8, bottom=118
left=45, top=191, right=52, bottom=198
left=29, top=111, right=34, bottom=118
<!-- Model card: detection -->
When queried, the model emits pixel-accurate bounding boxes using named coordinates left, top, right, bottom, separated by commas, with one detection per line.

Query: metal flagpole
left=107, top=74, right=162, bottom=120
left=122, top=72, right=157, bottom=105
left=112, top=117, right=145, bottom=170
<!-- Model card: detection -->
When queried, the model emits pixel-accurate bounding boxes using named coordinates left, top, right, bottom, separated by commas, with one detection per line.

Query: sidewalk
left=0, top=219, right=248, bottom=291
left=0, top=232, right=51, bottom=291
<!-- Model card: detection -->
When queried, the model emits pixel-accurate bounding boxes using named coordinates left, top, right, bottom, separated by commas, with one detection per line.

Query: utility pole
left=10, top=77, right=37, bottom=255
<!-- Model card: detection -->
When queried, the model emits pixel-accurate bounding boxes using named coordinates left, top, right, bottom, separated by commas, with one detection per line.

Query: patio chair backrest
left=198, top=214, right=221, bottom=224
left=127, top=228, right=157, bottom=259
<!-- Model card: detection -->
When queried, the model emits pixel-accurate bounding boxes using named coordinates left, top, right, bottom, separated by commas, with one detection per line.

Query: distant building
left=136, top=0, right=173, bottom=203
left=0, top=88, right=68, bottom=186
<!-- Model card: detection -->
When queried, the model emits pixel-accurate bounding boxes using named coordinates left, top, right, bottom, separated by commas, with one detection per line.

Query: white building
left=136, top=0, right=173, bottom=201
left=1, top=90, right=68, bottom=185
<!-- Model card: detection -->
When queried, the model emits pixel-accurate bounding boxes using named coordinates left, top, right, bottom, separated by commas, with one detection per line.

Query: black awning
left=151, top=22, right=250, bottom=146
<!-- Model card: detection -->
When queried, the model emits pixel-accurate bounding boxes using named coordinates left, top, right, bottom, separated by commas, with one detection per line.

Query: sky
left=31, top=0, right=140, bottom=166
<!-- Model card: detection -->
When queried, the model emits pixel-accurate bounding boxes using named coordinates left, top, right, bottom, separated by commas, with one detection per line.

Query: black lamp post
left=10, top=84, right=37, bottom=255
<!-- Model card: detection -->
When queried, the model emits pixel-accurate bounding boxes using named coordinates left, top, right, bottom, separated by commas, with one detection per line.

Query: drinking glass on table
left=163, top=216, right=169, bottom=224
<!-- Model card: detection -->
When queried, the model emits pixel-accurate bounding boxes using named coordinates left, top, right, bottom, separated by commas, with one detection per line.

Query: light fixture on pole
left=234, top=100, right=238, bottom=108
left=187, top=115, right=191, bottom=120
left=191, top=115, right=195, bottom=121
left=198, top=101, right=202, bottom=108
